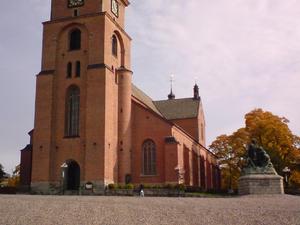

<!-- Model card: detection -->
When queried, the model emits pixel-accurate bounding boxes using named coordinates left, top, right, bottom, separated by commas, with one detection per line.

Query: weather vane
left=170, top=74, right=175, bottom=90
left=168, top=74, right=175, bottom=100
left=194, top=76, right=198, bottom=85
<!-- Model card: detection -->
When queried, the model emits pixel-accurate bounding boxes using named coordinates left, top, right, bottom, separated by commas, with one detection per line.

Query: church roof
left=132, top=85, right=163, bottom=116
left=132, top=84, right=200, bottom=120
left=154, top=98, right=200, bottom=120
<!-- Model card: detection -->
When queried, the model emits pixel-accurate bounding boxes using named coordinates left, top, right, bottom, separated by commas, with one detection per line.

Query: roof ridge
left=154, top=97, right=196, bottom=103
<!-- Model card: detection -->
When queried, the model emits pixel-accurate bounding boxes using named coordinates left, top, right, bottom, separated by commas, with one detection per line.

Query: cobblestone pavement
left=0, top=194, right=299, bottom=225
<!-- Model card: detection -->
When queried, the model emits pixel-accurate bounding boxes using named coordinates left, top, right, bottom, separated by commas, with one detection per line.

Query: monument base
left=238, top=174, right=284, bottom=195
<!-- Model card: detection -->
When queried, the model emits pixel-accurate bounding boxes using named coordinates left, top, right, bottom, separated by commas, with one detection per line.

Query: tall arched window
left=112, top=35, right=118, bottom=57
left=69, top=29, right=81, bottom=50
left=142, top=139, right=156, bottom=175
left=65, top=86, right=80, bottom=137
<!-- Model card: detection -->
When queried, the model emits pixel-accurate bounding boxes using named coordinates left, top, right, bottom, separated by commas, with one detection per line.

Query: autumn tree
left=7, top=165, right=20, bottom=187
left=244, top=109, right=300, bottom=175
left=210, top=129, right=249, bottom=190
left=210, top=109, right=300, bottom=190
left=209, top=134, right=240, bottom=190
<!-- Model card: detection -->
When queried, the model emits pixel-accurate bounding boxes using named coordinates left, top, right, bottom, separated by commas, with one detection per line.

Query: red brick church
left=20, top=0, right=220, bottom=194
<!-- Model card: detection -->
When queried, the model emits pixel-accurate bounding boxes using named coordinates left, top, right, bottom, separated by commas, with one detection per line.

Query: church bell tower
left=31, top=0, right=132, bottom=193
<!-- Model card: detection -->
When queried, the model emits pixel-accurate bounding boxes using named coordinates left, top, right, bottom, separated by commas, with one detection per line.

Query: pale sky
left=0, top=0, right=300, bottom=174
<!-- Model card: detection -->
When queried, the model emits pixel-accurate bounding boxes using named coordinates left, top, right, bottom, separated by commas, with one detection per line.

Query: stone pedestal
left=238, top=174, right=284, bottom=195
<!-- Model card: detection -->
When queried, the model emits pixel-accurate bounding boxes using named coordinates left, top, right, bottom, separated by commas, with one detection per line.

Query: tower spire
left=193, top=77, right=200, bottom=100
left=168, top=74, right=175, bottom=100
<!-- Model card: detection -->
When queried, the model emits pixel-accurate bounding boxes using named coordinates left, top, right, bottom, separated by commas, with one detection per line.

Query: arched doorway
left=62, top=160, right=80, bottom=191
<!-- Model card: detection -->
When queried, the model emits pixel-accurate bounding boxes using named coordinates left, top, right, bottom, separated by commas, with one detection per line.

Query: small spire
left=193, top=80, right=200, bottom=100
left=168, top=74, right=175, bottom=100
left=194, top=76, right=198, bottom=85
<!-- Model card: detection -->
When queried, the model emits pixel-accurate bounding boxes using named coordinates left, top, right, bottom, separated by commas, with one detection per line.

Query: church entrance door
left=65, top=160, right=80, bottom=190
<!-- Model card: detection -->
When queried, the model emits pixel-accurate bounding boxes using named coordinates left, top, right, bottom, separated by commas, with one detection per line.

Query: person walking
left=139, top=184, right=144, bottom=197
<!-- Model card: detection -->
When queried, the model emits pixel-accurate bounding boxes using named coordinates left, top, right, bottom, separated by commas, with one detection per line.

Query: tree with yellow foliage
left=7, top=165, right=20, bottom=187
left=210, top=109, right=300, bottom=190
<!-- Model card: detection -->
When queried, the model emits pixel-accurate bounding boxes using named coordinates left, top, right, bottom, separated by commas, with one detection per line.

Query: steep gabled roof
left=131, top=84, right=163, bottom=116
left=132, top=84, right=200, bottom=120
left=153, top=98, right=200, bottom=120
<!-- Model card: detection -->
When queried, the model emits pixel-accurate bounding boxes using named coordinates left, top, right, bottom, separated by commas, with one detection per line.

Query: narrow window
left=74, top=9, right=79, bottom=17
left=69, top=29, right=81, bottom=51
left=142, top=140, right=156, bottom=175
left=65, top=86, right=80, bottom=137
left=75, top=61, right=81, bottom=77
left=112, top=35, right=118, bottom=57
left=67, top=62, right=72, bottom=78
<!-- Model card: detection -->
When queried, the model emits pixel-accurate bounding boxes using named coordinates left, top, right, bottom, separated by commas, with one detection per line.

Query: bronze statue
left=243, top=139, right=276, bottom=175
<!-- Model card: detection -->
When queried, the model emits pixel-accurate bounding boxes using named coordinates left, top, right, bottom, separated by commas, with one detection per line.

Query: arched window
left=75, top=61, right=81, bottom=77
left=112, top=35, right=118, bottom=57
left=67, top=62, right=72, bottom=78
left=142, top=139, right=156, bottom=175
left=65, top=86, right=80, bottom=137
left=69, top=29, right=81, bottom=50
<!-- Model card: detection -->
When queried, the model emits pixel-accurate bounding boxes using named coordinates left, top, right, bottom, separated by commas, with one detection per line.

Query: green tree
left=210, top=109, right=300, bottom=189
left=0, top=164, right=5, bottom=181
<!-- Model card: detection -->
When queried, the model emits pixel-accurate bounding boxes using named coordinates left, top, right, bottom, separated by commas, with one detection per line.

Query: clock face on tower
left=111, top=0, right=119, bottom=17
left=68, top=0, right=84, bottom=8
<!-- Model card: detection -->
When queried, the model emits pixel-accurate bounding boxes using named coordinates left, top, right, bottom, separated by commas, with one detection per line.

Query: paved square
left=0, top=195, right=299, bottom=225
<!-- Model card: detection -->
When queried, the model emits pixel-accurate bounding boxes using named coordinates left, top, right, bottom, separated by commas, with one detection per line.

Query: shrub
left=206, top=189, right=218, bottom=194
left=185, top=186, right=203, bottom=193
left=7, top=176, right=20, bottom=188
left=152, top=184, right=162, bottom=189
left=175, top=184, right=186, bottom=191
left=108, top=183, right=134, bottom=190
left=116, top=184, right=123, bottom=189
left=108, top=183, right=116, bottom=190
left=126, top=184, right=134, bottom=190
left=163, top=183, right=177, bottom=190
left=124, top=184, right=134, bottom=190
left=143, top=184, right=152, bottom=189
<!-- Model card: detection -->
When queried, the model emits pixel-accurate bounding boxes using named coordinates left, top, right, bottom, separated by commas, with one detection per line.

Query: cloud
left=127, top=0, right=300, bottom=144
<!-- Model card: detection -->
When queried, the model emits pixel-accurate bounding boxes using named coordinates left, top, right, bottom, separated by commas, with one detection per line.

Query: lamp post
left=282, top=166, right=291, bottom=188
left=228, top=147, right=234, bottom=194
left=61, top=163, right=68, bottom=194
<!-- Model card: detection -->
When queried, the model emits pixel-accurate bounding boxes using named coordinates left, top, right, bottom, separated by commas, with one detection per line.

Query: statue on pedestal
left=238, top=139, right=284, bottom=195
